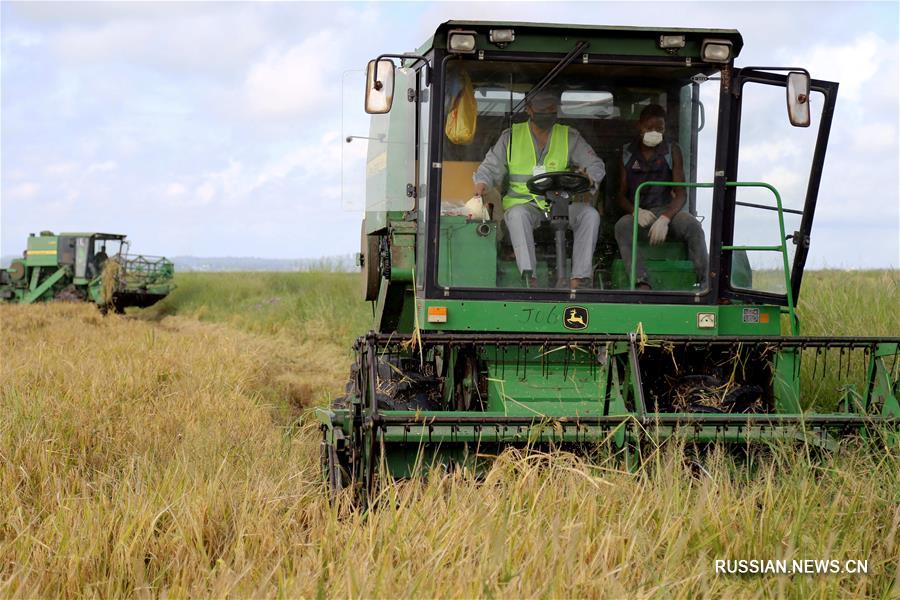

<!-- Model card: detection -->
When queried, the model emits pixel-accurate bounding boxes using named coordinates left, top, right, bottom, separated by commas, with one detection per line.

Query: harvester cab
left=321, top=21, right=899, bottom=498
left=0, top=231, right=175, bottom=312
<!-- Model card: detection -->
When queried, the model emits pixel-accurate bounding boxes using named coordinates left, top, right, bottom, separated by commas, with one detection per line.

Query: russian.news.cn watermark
left=715, top=559, right=869, bottom=575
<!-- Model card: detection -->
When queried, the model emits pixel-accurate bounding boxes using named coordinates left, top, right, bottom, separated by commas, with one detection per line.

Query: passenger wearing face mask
left=614, top=104, right=708, bottom=290
left=473, top=90, right=605, bottom=289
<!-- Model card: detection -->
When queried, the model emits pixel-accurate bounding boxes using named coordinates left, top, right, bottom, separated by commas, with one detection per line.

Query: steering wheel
left=526, top=171, right=591, bottom=196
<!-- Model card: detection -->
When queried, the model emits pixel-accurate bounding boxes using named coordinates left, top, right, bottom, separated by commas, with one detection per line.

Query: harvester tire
left=7, top=259, right=26, bottom=282
left=360, top=221, right=380, bottom=301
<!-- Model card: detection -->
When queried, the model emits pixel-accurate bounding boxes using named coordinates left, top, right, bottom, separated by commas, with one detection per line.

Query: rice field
left=1, top=270, right=898, bottom=597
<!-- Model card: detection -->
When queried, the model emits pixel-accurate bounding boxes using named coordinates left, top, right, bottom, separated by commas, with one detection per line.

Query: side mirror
left=365, top=59, right=395, bottom=114
left=786, top=71, right=811, bottom=127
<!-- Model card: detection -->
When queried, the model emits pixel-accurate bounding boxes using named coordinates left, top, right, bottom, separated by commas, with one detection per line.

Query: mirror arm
left=373, top=53, right=432, bottom=89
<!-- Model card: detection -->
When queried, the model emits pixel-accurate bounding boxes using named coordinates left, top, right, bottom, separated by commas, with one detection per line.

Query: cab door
left=74, top=237, right=90, bottom=279
left=720, top=68, right=838, bottom=304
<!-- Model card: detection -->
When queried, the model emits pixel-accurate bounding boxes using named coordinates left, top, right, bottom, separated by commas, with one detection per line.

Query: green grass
left=1, top=270, right=898, bottom=597
left=142, top=271, right=371, bottom=345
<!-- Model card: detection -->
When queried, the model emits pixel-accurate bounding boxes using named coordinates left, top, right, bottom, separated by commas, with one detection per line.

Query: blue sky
left=1, top=1, right=898, bottom=266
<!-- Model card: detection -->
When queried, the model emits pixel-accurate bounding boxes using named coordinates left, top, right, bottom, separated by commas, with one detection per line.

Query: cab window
left=437, top=60, right=720, bottom=294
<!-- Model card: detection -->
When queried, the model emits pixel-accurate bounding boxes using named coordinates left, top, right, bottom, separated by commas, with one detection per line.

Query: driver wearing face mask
left=614, top=104, right=708, bottom=290
left=473, top=90, right=606, bottom=289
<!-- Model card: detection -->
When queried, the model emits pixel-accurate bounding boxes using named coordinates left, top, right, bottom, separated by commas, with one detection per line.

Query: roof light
left=701, top=39, right=733, bottom=63
left=448, top=30, right=477, bottom=54
left=489, top=29, right=515, bottom=46
left=658, top=34, right=685, bottom=50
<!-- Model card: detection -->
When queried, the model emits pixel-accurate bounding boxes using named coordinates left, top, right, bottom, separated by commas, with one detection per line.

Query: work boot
left=569, top=277, right=592, bottom=289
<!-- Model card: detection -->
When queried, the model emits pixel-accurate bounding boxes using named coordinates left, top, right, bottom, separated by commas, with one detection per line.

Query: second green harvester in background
left=0, top=231, right=175, bottom=313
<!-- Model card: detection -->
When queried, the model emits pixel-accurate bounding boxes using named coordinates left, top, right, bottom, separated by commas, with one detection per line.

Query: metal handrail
left=631, top=180, right=797, bottom=336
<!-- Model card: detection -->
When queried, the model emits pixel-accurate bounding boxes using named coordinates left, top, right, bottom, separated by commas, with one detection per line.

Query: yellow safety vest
left=503, top=122, right=570, bottom=210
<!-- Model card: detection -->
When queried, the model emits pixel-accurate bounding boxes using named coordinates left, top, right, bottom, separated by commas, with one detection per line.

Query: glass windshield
left=437, top=59, right=720, bottom=293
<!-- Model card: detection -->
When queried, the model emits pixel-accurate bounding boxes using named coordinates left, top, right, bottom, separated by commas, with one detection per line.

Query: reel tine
left=813, top=346, right=821, bottom=381
left=837, top=347, right=843, bottom=382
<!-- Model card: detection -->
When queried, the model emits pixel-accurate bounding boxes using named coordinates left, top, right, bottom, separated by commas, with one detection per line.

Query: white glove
left=649, top=215, right=670, bottom=245
left=637, top=208, right=657, bottom=228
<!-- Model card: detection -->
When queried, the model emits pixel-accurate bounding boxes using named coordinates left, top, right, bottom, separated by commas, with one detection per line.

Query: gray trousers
left=504, top=202, right=600, bottom=279
left=614, top=207, right=709, bottom=285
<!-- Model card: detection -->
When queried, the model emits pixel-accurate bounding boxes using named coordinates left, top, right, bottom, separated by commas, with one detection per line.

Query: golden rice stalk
left=100, top=258, right=121, bottom=305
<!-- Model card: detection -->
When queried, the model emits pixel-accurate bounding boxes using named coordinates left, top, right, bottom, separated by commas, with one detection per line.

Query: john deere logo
left=563, top=306, right=588, bottom=330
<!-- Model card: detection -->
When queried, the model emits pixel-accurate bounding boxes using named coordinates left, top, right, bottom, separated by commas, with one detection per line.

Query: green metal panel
left=482, top=344, right=608, bottom=412
left=25, top=235, right=59, bottom=267
left=417, top=299, right=782, bottom=336
left=437, top=217, right=498, bottom=287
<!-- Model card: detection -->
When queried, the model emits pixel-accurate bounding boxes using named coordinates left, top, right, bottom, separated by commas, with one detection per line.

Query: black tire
left=360, top=221, right=380, bottom=301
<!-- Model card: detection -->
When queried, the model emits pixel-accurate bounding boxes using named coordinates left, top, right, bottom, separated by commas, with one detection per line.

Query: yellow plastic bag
left=445, top=72, right=477, bottom=145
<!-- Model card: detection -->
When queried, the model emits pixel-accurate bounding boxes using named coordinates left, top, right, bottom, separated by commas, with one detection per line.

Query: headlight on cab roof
left=448, top=30, right=477, bottom=54
left=658, top=34, right=685, bottom=49
left=489, top=29, right=515, bottom=45
left=701, top=39, right=733, bottom=63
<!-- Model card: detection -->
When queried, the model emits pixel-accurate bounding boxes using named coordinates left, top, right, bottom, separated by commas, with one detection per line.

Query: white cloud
left=850, top=122, right=898, bottom=152
left=2, top=30, right=42, bottom=48
left=49, top=7, right=270, bottom=76
left=740, top=139, right=802, bottom=163
left=6, top=182, right=40, bottom=200
left=244, top=30, right=339, bottom=118
left=87, top=160, right=117, bottom=173
left=195, top=182, right=216, bottom=205
left=44, top=162, right=78, bottom=176
left=253, top=132, right=343, bottom=190
left=759, top=166, right=804, bottom=198
left=165, top=183, right=187, bottom=197
left=204, top=160, right=246, bottom=206
left=163, top=160, right=249, bottom=208
left=789, top=33, right=897, bottom=106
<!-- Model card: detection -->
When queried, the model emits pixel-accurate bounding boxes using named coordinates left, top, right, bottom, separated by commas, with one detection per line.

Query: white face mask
left=642, top=131, right=664, bottom=147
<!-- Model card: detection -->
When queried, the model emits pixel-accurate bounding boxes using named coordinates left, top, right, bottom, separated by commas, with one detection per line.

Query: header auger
left=319, top=21, right=899, bottom=502
left=0, top=231, right=174, bottom=313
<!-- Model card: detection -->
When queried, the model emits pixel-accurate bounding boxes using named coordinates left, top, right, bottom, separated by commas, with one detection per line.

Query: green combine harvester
left=319, top=21, right=899, bottom=499
left=0, top=231, right=174, bottom=313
